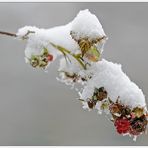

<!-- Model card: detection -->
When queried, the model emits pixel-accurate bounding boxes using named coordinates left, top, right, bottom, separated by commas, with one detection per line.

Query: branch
left=0, top=30, right=35, bottom=39
left=0, top=31, right=17, bottom=37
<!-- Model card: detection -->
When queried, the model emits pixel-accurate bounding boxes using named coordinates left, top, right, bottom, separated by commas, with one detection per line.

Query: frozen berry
left=114, top=117, right=130, bottom=134
left=47, top=54, right=53, bottom=61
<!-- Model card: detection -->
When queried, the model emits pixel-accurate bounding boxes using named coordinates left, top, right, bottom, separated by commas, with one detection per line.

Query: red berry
left=47, top=54, right=53, bottom=61
left=114, top=118, right=130, bottom=134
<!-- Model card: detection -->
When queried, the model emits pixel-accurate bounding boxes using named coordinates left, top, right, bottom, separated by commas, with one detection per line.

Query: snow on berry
left=79, top=59, right=147, bottom=140
left=80, top=59, right=146, bottom=110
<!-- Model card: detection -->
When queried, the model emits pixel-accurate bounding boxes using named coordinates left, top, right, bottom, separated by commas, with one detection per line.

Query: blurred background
left=0, top=2, right=148, bottom=146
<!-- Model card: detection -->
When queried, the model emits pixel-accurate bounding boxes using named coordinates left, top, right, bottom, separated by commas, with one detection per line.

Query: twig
left=0, top=30, right=35, bottom=39
left=0, top=31, right=17, bottom=37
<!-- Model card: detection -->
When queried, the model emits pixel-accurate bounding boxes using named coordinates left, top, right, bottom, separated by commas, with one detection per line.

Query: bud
left=30, top=56, right=39, bottom=68
left=47, top=54, right=53, bottom=61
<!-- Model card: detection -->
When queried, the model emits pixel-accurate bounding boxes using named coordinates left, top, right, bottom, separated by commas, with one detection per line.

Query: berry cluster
left=28, top=48, right=53, bottom=69
left=80, top=87, right=148, bottom=138
left=110, top=100, right=147, bottom=136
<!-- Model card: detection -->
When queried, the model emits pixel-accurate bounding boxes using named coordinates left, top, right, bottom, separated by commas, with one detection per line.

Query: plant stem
left=50, top=42, right=86, bottom=70
left=0, top=31, right=17, bottom=37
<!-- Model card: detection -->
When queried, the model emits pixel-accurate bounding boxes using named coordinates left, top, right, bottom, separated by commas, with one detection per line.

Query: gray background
left=0, top=2, right=147, bottom=146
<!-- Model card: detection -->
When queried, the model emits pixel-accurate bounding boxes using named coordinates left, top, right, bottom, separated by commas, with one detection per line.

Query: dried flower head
left=100, top=99, right=109, bottom=110
left=87, top=99, right=97, bottom=109
left=130, top=115, right=147, bottom=135
left=109, top=103, right=122, bottom=116
left=29, top=48, right=53, bottom=69
left=70, top=31, right=106, bottom=57
left=132, top=107, right=144, bottom=118
left=93, top=87, right=108, bottom=101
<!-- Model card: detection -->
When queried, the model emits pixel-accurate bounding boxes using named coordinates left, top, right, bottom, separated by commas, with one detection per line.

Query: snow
left=57, top=56, right=83, bottom=86
left=71, top=9, right=106, bottom=41
left=16, top=9, right=146, bottom=110
left=80, top=59, right=146, bottom=109
left=58, top=56, right=82, bottom=74
left=16, top=9, right=106, bottom=63
left=17, top=24, right=79, bottom=60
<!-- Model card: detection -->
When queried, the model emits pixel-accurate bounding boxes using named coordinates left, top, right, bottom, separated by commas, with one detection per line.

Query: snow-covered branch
left=0, top=9, right=147, bottom=141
